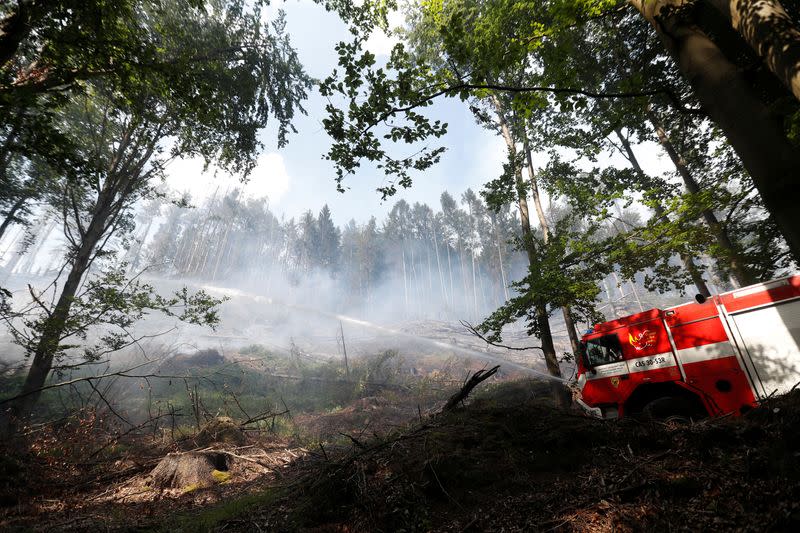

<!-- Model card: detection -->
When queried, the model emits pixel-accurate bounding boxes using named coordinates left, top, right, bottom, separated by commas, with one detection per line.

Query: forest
left=1, top=0, right=799, bottom=531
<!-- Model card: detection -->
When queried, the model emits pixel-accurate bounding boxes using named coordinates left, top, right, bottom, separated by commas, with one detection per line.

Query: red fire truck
left=576, top=274, right=800, bottom=419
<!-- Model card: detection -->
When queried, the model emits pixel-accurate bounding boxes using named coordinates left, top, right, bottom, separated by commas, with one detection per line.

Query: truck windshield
left=584, top=335, right=623, bottom=367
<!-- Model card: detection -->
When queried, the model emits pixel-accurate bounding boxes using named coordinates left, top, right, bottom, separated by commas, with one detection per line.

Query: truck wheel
left=641, top=396, right=699, bottom=421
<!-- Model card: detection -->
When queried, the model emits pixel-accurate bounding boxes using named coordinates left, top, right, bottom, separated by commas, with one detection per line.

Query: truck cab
left=576, top=275, right=800, bottom=419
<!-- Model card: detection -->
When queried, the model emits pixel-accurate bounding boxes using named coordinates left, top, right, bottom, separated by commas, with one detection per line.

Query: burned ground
left=218, top=381, right=800, bottom=532
left=3, top=380, right=800, bottom=531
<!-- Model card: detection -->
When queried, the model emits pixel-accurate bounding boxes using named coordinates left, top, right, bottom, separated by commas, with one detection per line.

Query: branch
left=460, top=320, right=542, bottom=351
left=26, top=284, right=52, bottom=317
left=365, top=81, right=700, bottom=137
left=442, top=365, right=500, bottom=411
left=0, top=360, right=156, bottom=405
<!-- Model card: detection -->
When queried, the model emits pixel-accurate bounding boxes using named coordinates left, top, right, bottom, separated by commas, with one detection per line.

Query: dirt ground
left=223, top=381, right=800, bottom=532
left=3, top=380, right=800, bottom=532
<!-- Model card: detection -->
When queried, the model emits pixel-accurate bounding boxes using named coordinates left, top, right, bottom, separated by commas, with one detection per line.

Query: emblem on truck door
left=629, top=329, right=656, bottom=351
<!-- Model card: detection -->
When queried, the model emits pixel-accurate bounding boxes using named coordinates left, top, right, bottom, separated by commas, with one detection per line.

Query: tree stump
left=148, top=451, right=230, bottom=490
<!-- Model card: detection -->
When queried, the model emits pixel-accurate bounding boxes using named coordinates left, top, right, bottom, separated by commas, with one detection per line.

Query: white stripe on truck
left=675, top=341, right=736, bottom=365
left=586, top=352, right=676, bottom=380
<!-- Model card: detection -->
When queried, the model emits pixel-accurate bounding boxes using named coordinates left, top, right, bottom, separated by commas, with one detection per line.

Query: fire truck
left=576, top=274, right=800, bottom=419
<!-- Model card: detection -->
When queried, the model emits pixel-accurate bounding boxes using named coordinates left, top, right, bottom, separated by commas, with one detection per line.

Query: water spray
left=202, top=284, right=569, bottom=384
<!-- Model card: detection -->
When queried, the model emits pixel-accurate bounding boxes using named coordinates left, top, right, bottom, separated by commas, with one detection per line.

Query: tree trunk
left=706, top=0, right=800, bottom=100
left=16, top=216, right=55, bottom=276
left=432, top=218, right=448, bottom=307
left=631, top=0, right=800, bottom=262
left=646, top=106, right=756, bottom=286
left=466, top=204, right=480, bottom=321
left=0, top=196, right=27, bottom=241
left=14, top=215, right=106, bottom=417
left=447, top=244, right=454, bottom=311
left=128, top=216, right=154, bottom=272
left=401, top=247, right=409, bottom=316
left=0, top=0, right=36, bottom=69
left=522, top=134, right=583, bottom=357
left=12, top=160, right=135, bottom=417
left=493, top=98, right=567, bottom=406
left=614, top=128, right=712, bottom=297
left=491, top=215, right=510, bottom=302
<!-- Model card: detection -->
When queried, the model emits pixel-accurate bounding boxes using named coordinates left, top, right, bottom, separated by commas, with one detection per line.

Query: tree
left=319, top=0, right=800, bottom=261
left=4, top=0, right=311, bottom=417
left=629, top=0, right=800, bottom=259
left=317, top=205, right=342, bottom=273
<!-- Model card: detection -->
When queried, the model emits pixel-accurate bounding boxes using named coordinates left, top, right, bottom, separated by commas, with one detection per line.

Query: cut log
left=148, top=451, right=230, bottom=490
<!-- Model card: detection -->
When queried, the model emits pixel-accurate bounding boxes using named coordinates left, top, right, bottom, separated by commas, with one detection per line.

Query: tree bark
left=14, top=209, right=107, bottom=416
left=630, top=0, right=800, bottom=262
left=706, top=0, right=800, bottom=100
left=13, top=154, right=138, bottom=417
left=646, top=107, right=756, bottom=286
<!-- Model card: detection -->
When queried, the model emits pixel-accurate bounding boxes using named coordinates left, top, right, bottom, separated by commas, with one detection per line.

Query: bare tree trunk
left=491, top=215, right=510, bottom=302
left=706, top=0, right=800, bottom=100
left=128, top=216, right=154, bottom=272
left=15, top=216, right=55, bottom=276
left=426, top=241, right=433, bottom=296
left=432, top=217, right=448, bottom=307
left=603, top=278, right=620, bottom=316
left=198, top=220, right=222, bottom=277
left=185, top=188, right=219, bottom=275
left=629, top=279, right=645, bottom=312
left=446, top=244, right=454, bottom=311
left=631, top=0, right=800, bottom=261
left=211, top=219, right=233, bottom=280
left=646, top=106, right=756, bottom=286
left=466, top=202, right=480, bottom=321
left=401, top=247, right=408, bottom=317
left=458, top=242, right=469, bottom=312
